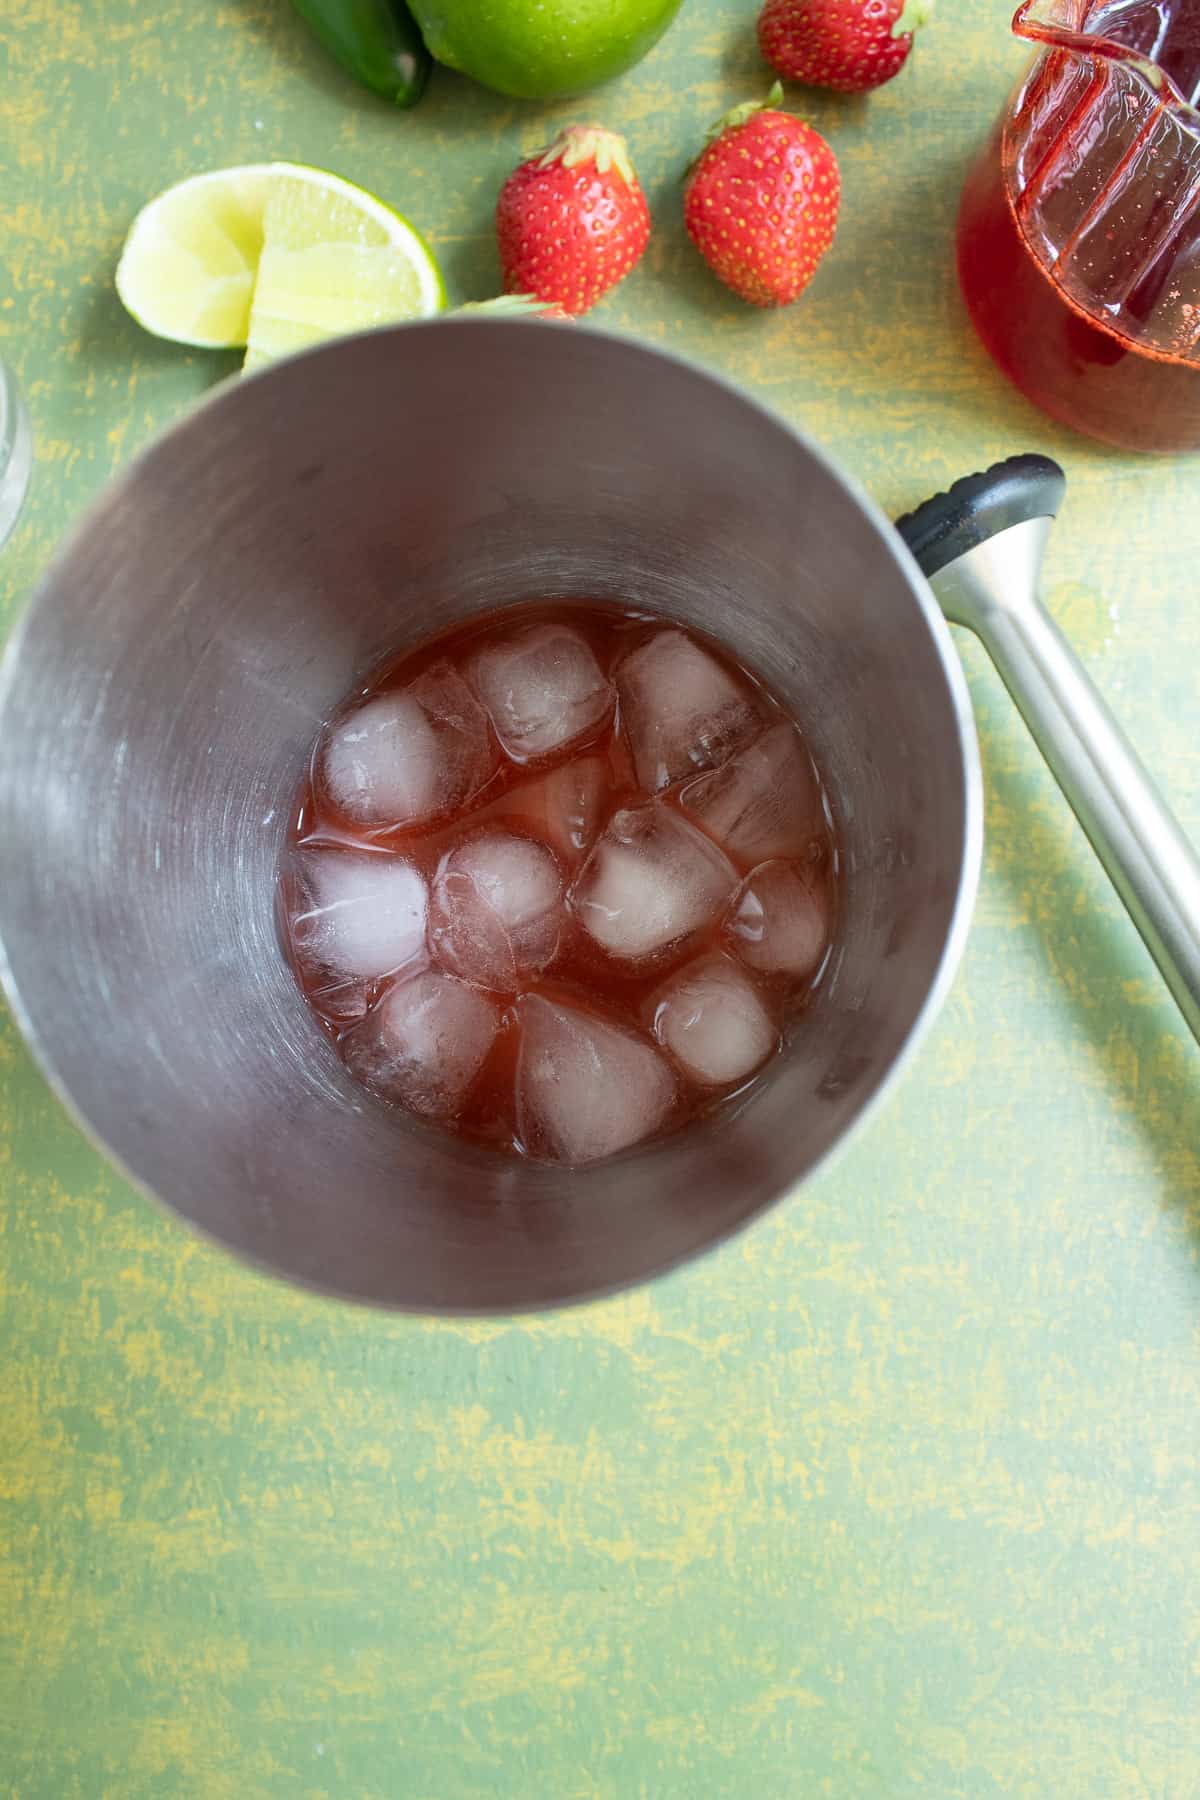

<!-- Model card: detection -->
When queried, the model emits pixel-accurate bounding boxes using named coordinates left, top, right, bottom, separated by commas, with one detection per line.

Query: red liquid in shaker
left=958, top=0, right=1200, bottom=453
left=279, top=604, right=840, bottom=1168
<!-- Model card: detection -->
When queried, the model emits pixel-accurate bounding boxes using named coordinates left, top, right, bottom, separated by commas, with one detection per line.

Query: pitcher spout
left=1015, top=0, right=1200, bottom=113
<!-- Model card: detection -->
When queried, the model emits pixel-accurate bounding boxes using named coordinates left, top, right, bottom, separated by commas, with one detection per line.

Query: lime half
left=115, top=163, right=445, bottom=370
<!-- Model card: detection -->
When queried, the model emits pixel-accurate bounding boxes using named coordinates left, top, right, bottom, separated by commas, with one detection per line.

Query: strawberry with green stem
left=456, top=295, right=572, bottom=322
left=684, top=86, right=840, bottom=308
left=496, top=125, right=650, bottom=317
left=759, top=0, right=933, bottom=94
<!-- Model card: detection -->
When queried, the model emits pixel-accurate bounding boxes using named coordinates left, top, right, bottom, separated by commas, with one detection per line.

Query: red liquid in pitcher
left=279, top=604, right=839, bottom=1167
left=957, top=1, right=1200, bottom=454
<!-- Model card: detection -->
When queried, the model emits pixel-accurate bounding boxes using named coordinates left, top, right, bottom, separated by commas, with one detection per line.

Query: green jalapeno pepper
left=290, top=0, right=431, bottom=108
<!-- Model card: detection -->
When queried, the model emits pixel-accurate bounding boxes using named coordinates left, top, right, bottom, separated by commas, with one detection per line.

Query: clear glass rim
left=0, top=360, right=32, bottom=553
left=1015, top=0, right=1200, bottom=123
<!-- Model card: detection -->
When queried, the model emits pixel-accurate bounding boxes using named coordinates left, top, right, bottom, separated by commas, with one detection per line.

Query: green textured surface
left=3, top=1, right=1200, bottom=1794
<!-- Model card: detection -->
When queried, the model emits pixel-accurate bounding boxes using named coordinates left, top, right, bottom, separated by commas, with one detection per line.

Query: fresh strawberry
left=683, top=86, right=839, bottom=308
left=496, top=124, right=650, bottom=317
left=759, top=0, right=932, bottom=94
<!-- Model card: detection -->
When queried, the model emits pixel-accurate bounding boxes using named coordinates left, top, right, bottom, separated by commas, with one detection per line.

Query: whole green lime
left=409, top=0, right=684, bottom=98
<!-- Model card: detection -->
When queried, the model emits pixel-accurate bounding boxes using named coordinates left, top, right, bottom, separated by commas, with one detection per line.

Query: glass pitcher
left=958, top=0, right=1200, bottom=453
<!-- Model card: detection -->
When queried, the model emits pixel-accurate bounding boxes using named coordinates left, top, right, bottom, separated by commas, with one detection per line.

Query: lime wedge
left=115, top=163, right=445, bottom=369
left=116, top=167, right=270, bottom=349
left=244, top=169, right=444, bottom=369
